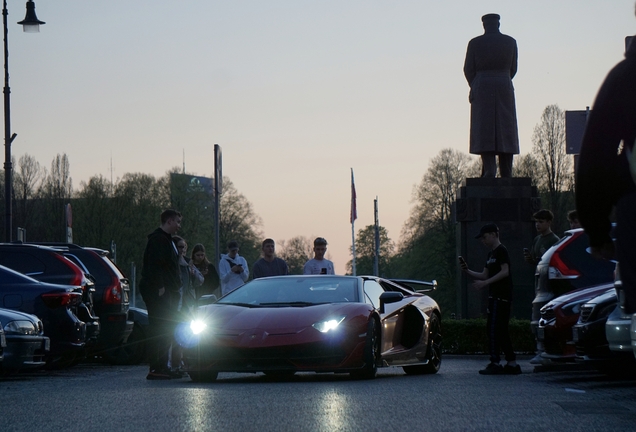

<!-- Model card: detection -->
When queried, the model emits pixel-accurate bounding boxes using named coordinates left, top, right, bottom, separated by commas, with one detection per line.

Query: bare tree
left=13, top=154, right=45, bottom=231
left=219, top=177, right=263, bottom=266
left=403, top=148, right=478, bottom=242
left=277, top=236, right=314, bottom=275
left=512, top=153, right=540, bottom=186
left=531, top=104, right=574, bottom=216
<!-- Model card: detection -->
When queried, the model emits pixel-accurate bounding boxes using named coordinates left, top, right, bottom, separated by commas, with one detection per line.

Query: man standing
left=460, top=223, right=521, bottom=375
left=252, top=238, right=289, bottom=279
left=524, top=208, right=560, bottom=365
left=219, top=240, right=249, bottom=296
left=139, top=209, right=182, bottom=380
left=303, top=237, right=335, bottom=275
left=524, top=209, right=560, bottom=266
left=464, top=13, right=519, bottom=178
left=576, top=15, right=636, bottom=317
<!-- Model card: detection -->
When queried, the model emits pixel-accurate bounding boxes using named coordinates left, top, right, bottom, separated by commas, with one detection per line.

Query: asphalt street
left=1, top=355, right=635, bottom=432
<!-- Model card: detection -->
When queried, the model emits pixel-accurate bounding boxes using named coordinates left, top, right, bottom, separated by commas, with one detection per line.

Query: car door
left=362, top=279, right=414, bottom=358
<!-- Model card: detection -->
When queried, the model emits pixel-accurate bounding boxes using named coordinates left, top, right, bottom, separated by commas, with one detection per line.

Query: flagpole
left=350, top=168, right=357, bottom=276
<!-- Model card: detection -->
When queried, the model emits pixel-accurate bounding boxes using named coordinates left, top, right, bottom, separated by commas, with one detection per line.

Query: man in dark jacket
left=139, top=209, right=182, bottom=379
left=576, top=29, right=636, bottom=315
left=464, top=13, right=519, bottom=178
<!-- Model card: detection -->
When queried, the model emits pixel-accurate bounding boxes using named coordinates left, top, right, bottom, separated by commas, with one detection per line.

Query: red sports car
left=180, top=275, right=442, bottom=381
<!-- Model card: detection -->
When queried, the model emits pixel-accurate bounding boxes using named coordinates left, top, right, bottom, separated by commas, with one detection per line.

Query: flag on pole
left=350, top=168, right=357, bottom=224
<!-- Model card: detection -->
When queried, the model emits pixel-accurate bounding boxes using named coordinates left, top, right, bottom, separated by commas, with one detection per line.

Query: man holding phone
left=460, top=223, right=521, bottom=375
left=303, top=237, right=335, bottom=275
left=219, top=240, right=249, bottom=296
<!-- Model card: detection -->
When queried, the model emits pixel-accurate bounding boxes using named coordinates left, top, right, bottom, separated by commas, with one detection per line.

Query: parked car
left=183, top=275, right=442, bottom=382
left=0, top=265, right=86, bottom=367
left=30, top=243, right=135, bottom=364
left=572, top=289, right=617, bottom=365
left=537, top=283, right=613, bottom=362
left=0, top=307, right=49, bottom=375
left=0, top=243, right=100, bottom=355
left=604, top=264, right=634, bottom=354
left=532, top=228, right=616, bottom=345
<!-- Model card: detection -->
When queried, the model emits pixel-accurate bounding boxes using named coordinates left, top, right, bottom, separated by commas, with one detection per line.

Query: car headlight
left=312, top=316, right=345, bottom=333
left=190, top=319, right=207, bottom=335
left=4, top=320, right=37, bottom=335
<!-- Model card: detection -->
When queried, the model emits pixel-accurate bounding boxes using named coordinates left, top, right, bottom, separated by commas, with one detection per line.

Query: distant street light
left=3, top=0, right=44, bottom=241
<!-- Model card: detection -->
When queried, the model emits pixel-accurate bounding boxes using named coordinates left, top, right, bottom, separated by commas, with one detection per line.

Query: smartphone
left=320, top=268, right=327, bottom=274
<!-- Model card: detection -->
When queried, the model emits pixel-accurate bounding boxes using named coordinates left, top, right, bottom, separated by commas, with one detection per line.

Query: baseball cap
left=227, top=240, right=239, bottom=251
left=475, top=223, right=499, bottom=239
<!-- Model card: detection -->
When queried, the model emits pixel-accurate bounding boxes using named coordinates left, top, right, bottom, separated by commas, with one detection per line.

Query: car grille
left=540, top=308, right=555, bottom=321
left=579, top=305, right=594, bottom=323
left=186, top=342, right=348, bottom=371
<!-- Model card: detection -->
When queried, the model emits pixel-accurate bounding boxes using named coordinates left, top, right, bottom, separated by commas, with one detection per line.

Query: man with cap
left=219, top=240, right=249, bottom=296
left=459, top=223, right=521, bottom=375
left=303, top=237, right=335, bottom=275
left=463, top=13, right=519, bottom=178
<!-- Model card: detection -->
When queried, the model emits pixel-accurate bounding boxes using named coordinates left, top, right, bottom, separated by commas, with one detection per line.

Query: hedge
left=441, top=318, right=535, bottom=354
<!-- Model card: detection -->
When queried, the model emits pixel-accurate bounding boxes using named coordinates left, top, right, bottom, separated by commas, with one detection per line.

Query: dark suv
left=28, top=243, right=134, bottom=364
left=0, top=243, right=100, bottom=357
left=532, top=228, right=616, bottom=340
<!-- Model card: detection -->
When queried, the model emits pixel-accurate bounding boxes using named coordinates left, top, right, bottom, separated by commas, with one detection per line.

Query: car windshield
left=218, top=276, right=359, bottom=306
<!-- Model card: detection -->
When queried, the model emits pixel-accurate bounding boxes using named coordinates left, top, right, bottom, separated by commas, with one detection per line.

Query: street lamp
left=3, top=0, right=44, bottom=241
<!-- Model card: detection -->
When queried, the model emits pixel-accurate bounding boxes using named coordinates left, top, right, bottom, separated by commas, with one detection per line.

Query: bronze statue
left=464, top=14, right=519, bottom=178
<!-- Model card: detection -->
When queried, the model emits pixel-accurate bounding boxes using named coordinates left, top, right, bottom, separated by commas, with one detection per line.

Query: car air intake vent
left=540, top=309, right=555, bottom=321
left=579, top=305, right=594, bottom=323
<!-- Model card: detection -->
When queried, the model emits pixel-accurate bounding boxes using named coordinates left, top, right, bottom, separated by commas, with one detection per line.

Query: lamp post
left=3, top=0, right=44, bottom=241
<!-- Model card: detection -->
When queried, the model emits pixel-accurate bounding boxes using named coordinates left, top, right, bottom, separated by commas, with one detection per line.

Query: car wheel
left=104, top=323, right=147, bottom=365
left=403, top=313, right=442, bottom=375
left=188, top=370, right=219, bottom=382
left=351, top=318, right=379, bottom=380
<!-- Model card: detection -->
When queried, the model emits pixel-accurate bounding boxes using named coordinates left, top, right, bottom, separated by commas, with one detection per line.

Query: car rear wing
left=389, top=279, right=437, bottom=293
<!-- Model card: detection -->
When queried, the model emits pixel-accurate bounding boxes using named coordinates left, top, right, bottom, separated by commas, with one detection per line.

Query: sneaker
left=479, top=363, right=503, bottom=375
left=146, top=369, right=171, bottom=380
left=503, top=364, right=522, bottom=375
left=529, top=354, right=544, bottom=365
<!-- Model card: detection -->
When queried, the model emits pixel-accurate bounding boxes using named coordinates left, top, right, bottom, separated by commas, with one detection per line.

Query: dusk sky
left=8, top=1, right=636, bottom=272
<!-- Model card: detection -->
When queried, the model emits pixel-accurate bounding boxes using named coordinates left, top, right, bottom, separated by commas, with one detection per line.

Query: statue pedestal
left=455, top=177, right=539, bottom=319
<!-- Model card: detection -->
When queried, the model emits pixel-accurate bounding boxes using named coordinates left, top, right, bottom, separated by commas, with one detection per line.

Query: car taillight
left=42, top=292, right=82, bottom=309
left=549, top=249, right=581, bottom=278
left=104, top=275, right=123, bottom=305
left=51, top=253, right=84, bottom=286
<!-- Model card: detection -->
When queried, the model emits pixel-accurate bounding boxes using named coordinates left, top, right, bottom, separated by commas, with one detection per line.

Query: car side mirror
left=379, top=291, right=404, bottom=313
left=198, top=294, right=217, bottom=307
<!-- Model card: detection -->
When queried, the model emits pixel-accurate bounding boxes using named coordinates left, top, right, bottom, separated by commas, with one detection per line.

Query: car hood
left=0, top=307, right=38, bottom=323
left=544, top=283, right=614, bottom=309
left=583, top=289, right=617, bottom=307
left=196, top=302, right=370, bottom=332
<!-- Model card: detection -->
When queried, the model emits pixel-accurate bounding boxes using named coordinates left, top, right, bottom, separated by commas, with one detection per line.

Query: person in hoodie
left=218, top=240, right=249, bottom=296
left=576, top=21, right=636, bottom=316
left=139, top=209, right=182, bottom=380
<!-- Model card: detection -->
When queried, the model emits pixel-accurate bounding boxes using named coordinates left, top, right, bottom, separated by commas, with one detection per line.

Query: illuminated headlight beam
left=312, top=316, right=345, bottom=333
left=190, top=319, right=207, bottom=335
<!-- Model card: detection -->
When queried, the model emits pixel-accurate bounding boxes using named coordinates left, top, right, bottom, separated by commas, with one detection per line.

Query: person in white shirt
left=303, top=237, right=335, bottom=275
left=219, top=240, right=249, bottom=295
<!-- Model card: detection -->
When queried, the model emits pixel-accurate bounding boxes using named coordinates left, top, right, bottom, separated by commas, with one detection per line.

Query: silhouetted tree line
left=1, top=105, right=575, bottom=315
